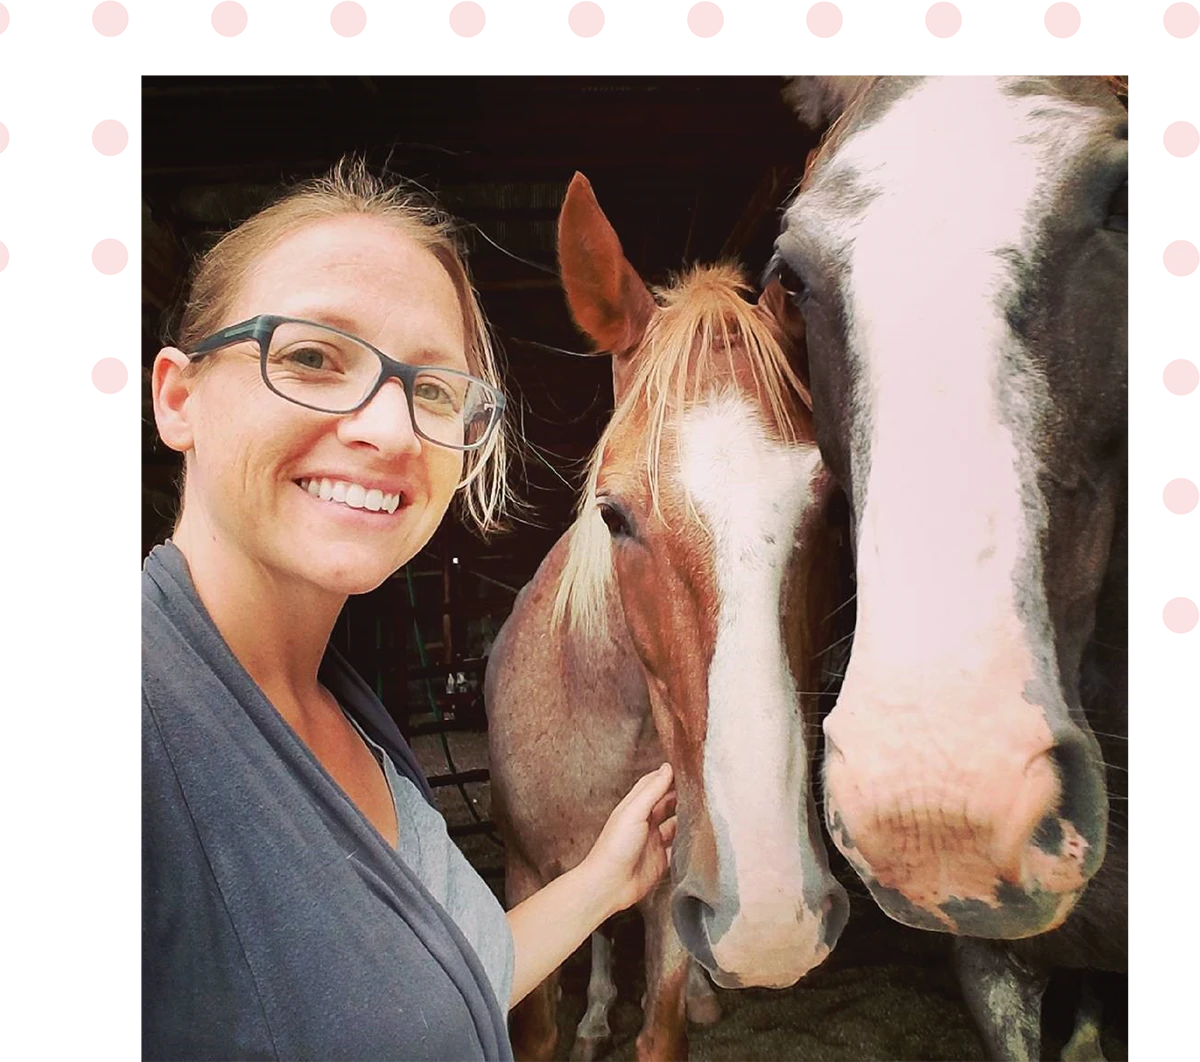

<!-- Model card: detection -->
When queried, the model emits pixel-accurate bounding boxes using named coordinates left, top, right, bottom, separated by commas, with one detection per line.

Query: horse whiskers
left=1086, top=729, right=1128, bottom=742
left=812, top=628, right=856, bottom=660
left=819, top=592, right=857, bottom=624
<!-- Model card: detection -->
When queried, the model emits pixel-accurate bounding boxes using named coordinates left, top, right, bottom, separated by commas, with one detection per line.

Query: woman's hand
left=504, top=763, right=677, bottom=1009
left=581, top=763, right=678, bottom=919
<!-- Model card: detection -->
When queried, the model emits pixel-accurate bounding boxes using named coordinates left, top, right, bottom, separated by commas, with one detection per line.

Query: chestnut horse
left=770, top=77, right=1127, bottom=1060
left=486, top=173, right=848, bottom=1061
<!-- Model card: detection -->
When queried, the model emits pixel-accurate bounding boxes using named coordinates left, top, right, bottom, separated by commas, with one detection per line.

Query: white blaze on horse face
left=679, top=394, right=825, bottom=981
left=807, top=78, right=1098, bottom=706
left=794, top=80, right=1122, bottom=918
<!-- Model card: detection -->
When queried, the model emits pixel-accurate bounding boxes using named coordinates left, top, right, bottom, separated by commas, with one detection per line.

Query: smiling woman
left=142, top=158, right=679, bottom=1062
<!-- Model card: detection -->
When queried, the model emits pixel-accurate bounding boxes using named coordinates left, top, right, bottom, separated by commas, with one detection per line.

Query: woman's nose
left=337, top=379, right=423, bottom=456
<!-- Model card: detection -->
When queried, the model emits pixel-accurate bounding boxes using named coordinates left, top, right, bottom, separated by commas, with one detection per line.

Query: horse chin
left=859, top=873, right=1085, bottom=940
left=700, top=944, right=831, bottom=991
left=704, top=966, right=748, bottom=991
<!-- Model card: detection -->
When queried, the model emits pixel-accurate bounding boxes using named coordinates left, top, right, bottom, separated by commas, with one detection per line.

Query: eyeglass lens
left=264, top=321, right=497, bottom=448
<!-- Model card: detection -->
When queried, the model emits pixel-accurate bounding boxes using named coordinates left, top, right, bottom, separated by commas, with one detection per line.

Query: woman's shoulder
left=142, top=549, right=183, bottom=631
left=142, top=540, right=188, bottom=601
left=142, top=542, right=224, bottom=695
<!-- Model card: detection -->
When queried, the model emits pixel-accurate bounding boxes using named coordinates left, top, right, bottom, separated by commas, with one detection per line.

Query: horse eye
left=597, top=500, right=632, bottom=538
left=775, top=258, right=808, bottom=298
left=1105, top=180, right=1127, bottom=233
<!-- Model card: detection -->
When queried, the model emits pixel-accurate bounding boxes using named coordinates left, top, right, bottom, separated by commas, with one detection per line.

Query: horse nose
left=671, top=875, right=846, bottom=989
left=816, top=879, right=850, bottom=953
left=824, top=711, right=1108, bottom=936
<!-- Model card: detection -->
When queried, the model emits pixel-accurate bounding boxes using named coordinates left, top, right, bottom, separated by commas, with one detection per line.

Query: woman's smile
left=295, top=476, right=407, bottom=517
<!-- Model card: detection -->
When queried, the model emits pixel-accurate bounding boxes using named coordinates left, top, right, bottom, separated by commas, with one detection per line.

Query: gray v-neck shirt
left=143, top=542, right=515, bottom=1061
left=350, top=715, right=514, bottom=1011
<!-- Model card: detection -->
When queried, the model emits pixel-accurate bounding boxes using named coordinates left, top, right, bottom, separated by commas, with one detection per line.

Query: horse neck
left=548, top=527, right=650, bottom=722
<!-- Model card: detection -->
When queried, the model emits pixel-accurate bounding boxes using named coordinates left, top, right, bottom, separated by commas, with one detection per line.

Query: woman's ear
left=152, top=347, right=197, bottom=454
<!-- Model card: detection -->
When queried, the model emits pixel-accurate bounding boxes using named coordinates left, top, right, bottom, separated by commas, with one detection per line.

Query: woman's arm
left=506, top=763, right=677, bottom=1009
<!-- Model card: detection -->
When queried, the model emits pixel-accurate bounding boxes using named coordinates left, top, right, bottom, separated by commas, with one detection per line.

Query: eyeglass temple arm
left=189, top=318, right=273, bottom=359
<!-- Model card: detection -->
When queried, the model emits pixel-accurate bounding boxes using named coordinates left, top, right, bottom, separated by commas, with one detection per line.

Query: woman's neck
left=171, top=511, right=346, bottom=725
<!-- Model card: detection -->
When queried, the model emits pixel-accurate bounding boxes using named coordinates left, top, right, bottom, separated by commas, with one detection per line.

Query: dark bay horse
left=486, top=173, right=848, bottom=1061
left=769, top=77, right=1127, bottom=1060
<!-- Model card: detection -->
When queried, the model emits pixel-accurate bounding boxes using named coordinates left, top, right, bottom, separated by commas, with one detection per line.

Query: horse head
left=768, top=76, right=1127, bottom=940
left=552, top=172, right=848, bottom=988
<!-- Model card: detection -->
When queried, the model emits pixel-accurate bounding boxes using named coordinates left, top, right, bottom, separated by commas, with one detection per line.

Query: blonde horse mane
left=550, top=262, right=809, bottom=640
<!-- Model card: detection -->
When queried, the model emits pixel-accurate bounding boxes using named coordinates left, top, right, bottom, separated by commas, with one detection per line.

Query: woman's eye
left=282, top=346, right=334, bottom=371
left=413, top=379, right=459, bottom=409
left=598, top=501, right=632, bottom=538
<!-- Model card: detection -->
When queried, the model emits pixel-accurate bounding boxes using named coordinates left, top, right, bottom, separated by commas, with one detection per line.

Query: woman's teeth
left=298, top=478, right=401, bottom=514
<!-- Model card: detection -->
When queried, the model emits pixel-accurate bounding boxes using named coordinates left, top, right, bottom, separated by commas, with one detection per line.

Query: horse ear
left=758, top=277, right=813, bottom=411
left=557, top=173, right=656, bottom=370
left=781, top=76, right=865, bottom=132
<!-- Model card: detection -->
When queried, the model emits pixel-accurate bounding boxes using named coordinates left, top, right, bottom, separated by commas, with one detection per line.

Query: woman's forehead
left=228, top=216, right=467, bottom=354
left=244, top=216, right=449, bottom=295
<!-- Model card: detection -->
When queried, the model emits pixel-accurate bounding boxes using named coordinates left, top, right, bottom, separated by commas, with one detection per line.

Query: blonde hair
left=174, top=156, right=511, bottom=535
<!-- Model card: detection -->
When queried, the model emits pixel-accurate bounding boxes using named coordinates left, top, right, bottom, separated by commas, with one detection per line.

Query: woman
left=143, top=159, right=676, bottom=1061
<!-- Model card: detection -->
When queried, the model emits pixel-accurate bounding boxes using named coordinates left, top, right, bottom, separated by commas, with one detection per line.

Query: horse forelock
left=550, top=263, right=812, bottom=639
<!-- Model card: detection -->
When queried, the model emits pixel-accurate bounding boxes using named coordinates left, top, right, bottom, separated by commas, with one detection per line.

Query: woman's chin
left=331, top=570, right=394, bottom=597
left=328, top=564, right=403, bottom=597
left=288, top=545, right=407, bottom=598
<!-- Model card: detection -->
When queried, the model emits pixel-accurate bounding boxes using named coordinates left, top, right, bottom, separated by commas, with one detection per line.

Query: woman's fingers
left=616, top=763, right=674, bottom=818
left=650, top=790, right=677, bottom=827
left=659, top=815, right=678, bottom=848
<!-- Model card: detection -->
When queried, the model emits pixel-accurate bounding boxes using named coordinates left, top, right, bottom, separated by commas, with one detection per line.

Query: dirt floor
left=413, top=731, right=1128, bottom=1062
left=546, top=896, right=1127, bottom=1062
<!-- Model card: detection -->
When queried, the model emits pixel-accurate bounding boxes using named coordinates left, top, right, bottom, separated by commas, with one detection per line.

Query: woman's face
left=177, top=214, right=468, bottom=596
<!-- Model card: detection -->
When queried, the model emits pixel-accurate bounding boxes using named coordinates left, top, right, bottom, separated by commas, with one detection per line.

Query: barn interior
left=141, top=76, right=1126, bottom=1061
left=141, top=72, right=818, bottom=875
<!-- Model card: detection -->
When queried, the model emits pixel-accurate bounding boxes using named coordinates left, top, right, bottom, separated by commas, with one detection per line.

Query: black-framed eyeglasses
left=188, top=315, right=506, bottom=452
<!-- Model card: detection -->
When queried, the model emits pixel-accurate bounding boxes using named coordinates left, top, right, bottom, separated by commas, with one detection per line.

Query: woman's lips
left=296, top=477, right=404, bottom=514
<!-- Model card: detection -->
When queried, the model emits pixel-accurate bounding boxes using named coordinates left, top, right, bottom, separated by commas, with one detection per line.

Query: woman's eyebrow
left=289, top=310, right=465, bottom=365
left=406, top=347, right=465, bottom=367
left=289, top=308, right=363, bottom=333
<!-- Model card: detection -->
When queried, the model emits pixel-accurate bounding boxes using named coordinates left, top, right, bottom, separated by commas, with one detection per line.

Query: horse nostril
left=1042, top=736, right=1108, bottom=865
left=671, top=890, right=719, bottom=975
left=820, top=884, right=850, bottom=951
